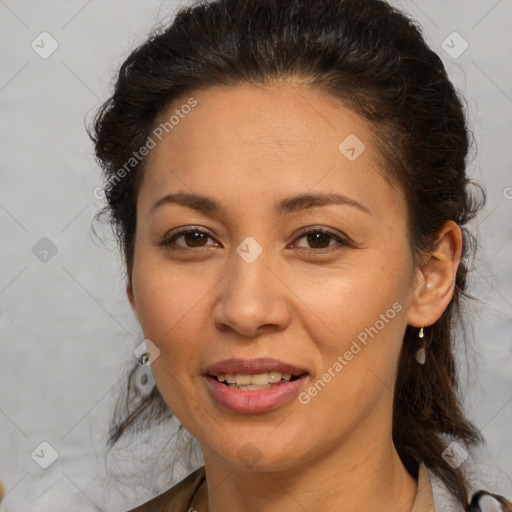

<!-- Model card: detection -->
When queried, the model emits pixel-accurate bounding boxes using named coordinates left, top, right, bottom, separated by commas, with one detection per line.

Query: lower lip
left=205, top=375, right=308, bottom=414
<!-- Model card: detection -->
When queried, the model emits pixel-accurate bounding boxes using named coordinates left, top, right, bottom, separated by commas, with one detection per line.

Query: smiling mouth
left=205, top=359, right=310, bottom=413
left=212, top=371, right=305, bottom=391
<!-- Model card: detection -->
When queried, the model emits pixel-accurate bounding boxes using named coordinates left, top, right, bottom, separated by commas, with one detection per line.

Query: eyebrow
left=150, top=191, right=371, bottom=217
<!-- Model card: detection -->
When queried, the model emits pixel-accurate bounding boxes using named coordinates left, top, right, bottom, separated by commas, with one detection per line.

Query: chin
left=204, top=430, right=310, bottom=473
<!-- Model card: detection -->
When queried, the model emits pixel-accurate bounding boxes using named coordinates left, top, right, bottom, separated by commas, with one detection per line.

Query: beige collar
left=411, top=462, right=436, bottom=511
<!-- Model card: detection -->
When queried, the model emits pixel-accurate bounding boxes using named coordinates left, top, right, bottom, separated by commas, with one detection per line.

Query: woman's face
left=128, top=83, right=420, bottom=472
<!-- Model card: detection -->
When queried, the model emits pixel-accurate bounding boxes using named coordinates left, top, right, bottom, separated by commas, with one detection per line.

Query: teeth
left=237, top=384, right=272, bottom=390
left=216, top=371, right=295, bottom=386
left=235, top=374, right=251, bottom=385
left=251, top=372, right=270, bottom=385
left=268, top=371, right=281, bottom=383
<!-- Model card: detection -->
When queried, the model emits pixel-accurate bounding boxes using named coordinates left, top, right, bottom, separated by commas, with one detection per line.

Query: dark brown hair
left=90, top=0, right=511, bottom=509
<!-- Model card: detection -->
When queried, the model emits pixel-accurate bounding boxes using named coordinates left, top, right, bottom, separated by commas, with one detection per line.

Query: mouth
left=212, top=371, right=303, bottom=390
left=204, top=358, right=309, bottom=413
left=205, top=357, right=308, bottom=389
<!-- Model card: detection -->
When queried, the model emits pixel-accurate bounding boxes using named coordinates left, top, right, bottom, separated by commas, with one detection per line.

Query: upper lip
left=205, top=358, right=309, bottom=377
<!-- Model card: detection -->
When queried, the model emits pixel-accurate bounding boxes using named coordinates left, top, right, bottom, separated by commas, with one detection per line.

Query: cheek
left=294, top=289, right=406, bottom=429
left=131, top=265, right=209, bottom=415
left=290, top=253, right=411, bottom=404
left=130, top=260, right=207, bottom=375
left=289, top=250, right=410, bottom=341
left=132, top=251, right=209, bottom=334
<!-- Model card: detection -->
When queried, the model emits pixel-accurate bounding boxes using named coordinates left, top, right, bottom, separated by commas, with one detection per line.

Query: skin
left=127, top=83, right=462, bottom=511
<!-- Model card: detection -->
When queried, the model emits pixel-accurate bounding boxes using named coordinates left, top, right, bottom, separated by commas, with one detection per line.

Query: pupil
left=308, top=233, right=330, bottom=249
left=185, top=232, right=206, bottom=247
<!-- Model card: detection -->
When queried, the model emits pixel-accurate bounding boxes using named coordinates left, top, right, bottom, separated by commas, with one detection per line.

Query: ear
left=126, top=279, right=140, bottom=322
left=406, top=220, right=462, bottom=328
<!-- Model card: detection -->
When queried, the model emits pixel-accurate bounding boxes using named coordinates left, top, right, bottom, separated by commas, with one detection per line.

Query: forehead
left=139, top=83, right=403, bottom=220
left=151, top=83, right=373, bottom=162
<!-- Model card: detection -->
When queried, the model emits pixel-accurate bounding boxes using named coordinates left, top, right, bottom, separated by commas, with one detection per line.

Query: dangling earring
left=134, top=362, right=156, bottom=395
left=415, top=327, right=426, bottom=365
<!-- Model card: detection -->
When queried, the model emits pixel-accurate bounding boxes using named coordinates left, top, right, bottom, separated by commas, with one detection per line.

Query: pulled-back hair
left=90, top=0, right=511, bottom=509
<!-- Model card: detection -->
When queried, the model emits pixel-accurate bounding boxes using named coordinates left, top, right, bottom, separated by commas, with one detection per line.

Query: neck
left=193, top=424, right=418, bottom=512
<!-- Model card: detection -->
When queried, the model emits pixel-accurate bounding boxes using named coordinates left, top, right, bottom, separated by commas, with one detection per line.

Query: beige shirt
left=127, top=462, right=437, bottom=511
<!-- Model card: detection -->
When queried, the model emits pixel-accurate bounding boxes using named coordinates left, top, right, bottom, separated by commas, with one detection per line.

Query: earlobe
left=406, top=221, right=462, bottom=328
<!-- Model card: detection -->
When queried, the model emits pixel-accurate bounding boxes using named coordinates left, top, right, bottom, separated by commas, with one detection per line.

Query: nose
left=213, top=248, right=291, bottom=338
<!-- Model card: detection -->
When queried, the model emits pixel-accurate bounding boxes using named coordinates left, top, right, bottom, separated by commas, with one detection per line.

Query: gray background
left=0, top=0, right=511, bottom=510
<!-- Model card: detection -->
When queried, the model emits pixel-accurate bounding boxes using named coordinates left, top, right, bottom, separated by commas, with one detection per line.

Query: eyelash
left=159, top=226, right=351, bottom=254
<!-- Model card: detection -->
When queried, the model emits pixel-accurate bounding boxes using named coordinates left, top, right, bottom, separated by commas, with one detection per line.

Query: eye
left=290, top=228, right=350, bottom=253
left=159, top=228, right=218, bottom=250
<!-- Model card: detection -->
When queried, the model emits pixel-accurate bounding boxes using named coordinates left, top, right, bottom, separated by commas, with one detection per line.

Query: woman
left=90, top=0, right=512, bottom=510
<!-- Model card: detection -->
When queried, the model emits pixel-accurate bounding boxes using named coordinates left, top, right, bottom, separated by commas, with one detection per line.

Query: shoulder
left=125, top=466, right=206, bottom=512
